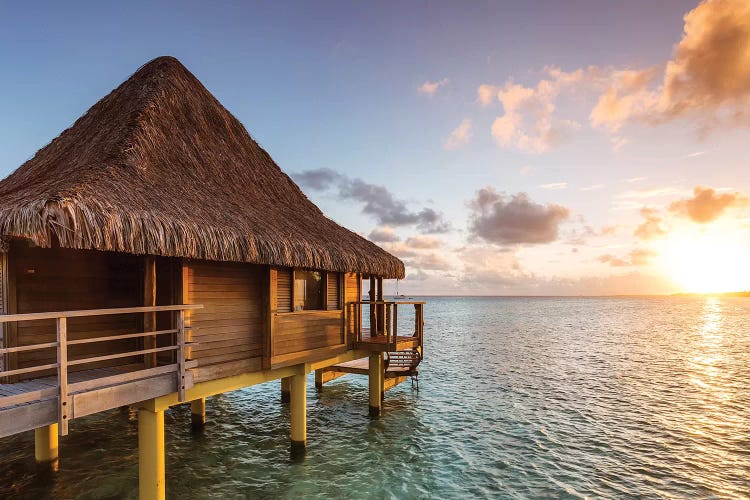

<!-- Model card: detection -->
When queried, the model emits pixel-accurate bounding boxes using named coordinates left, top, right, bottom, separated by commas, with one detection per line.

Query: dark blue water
left=1, top=296, right=749, bottom=498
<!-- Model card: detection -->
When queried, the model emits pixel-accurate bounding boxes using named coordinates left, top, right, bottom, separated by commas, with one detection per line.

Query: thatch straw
left=0, top=56, right=404, bottom=278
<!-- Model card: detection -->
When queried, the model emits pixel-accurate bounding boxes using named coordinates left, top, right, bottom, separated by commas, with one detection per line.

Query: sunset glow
left=660, top=226, right=750, bottom=294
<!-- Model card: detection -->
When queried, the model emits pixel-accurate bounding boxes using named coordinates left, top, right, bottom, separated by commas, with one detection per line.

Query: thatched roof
left=0, top=56, right=404, bottom=278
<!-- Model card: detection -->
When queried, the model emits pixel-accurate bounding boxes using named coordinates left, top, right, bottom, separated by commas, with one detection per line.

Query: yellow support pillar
left=138, top=407, right=165, bottom=500
left=368, top=353, right=383, bottom=417
left=289, top=373, right=306, bottom=454
left=280, top=376, right=291, bottom=403
left=190, top=398, right=206, bottom=431
left=34, top=423, right=59, bottom=464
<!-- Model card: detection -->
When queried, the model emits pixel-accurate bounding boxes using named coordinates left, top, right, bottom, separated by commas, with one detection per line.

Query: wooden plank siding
left=272, top=310, right=343, bottom=357
left=10, top=246, right=143, bottom=379
left=0, top=251, right=6, bottom=372
left=344, top=273, right=360, bottom=342
left=187, top=261, right=264, bottom=380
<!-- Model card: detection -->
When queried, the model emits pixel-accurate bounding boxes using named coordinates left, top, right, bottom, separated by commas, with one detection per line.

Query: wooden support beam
left=190, top=398, right=206, bottom=431
left=289, top=373, right=306, bottom=454
left=34, top=423, right=59, bottom=465
left=280, top=376, right=291, bottom=403
left=144, top=256, right=157, bottom=368
left=368, top=352, right=383, bottom=417
left=138, top=407, right=165, bottom=500
left=314, top=369, right=346, bottom=390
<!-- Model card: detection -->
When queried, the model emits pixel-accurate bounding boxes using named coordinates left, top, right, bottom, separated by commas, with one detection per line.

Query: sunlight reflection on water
left=0, top=296, right=748, bottom=498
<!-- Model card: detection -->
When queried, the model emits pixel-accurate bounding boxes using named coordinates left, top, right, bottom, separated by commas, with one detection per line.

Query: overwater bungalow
left=0, top=57, right=424, bottom=499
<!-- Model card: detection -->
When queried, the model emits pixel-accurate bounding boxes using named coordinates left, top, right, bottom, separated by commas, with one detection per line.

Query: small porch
left=0, top=305, right=201, bottom=439
left=349, top=301, right=425, bottom=353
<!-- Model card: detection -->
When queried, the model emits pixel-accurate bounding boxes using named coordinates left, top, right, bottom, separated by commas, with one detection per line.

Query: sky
left=1, top=0, right=749, bottom=295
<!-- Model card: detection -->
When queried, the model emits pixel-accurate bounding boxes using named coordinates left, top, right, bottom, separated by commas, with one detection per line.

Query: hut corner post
left=143, top=256, right=157, bottom=368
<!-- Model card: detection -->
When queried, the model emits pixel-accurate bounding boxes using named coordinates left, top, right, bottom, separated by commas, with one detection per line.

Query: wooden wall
left=344, top=272, right=360, bottom=339
left=187, top=261, right=264, bottom=379
left=0, top=252, right=6, bottom=372
left=272, top=310, right=343, bottom=358
left=10, top=245, right=142, bottom=377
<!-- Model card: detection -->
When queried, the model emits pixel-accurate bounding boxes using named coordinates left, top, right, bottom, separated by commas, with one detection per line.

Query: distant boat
left=394, top=279, right=406, bottom=299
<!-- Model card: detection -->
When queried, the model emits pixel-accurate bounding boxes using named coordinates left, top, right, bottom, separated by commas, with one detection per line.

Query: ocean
left=1, top=296, right=749, bottom=498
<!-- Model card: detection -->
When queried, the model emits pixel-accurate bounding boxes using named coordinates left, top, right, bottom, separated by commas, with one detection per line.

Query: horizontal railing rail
left=347, top=301, right=424, bottom=352
left=0, top=304, right=203, bottom=436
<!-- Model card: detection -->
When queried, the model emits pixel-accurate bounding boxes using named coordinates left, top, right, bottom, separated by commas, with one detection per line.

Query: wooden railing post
left=392, top=303, right=398, bottom=351
left=57, top=317, right=69, bottom=436
left=176, top=309, right=186, bottom=402
left=388, top=304, right=392, bottom=344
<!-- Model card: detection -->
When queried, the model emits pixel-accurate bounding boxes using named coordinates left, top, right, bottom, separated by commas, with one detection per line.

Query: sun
left=659, top=225, right=750, bottom=294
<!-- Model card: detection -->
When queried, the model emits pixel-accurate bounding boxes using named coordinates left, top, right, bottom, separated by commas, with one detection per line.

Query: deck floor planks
left=0, top=364, right=145, bottom=410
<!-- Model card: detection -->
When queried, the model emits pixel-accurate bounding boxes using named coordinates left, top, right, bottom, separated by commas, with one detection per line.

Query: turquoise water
left=1, top=296, right=749, bottom=498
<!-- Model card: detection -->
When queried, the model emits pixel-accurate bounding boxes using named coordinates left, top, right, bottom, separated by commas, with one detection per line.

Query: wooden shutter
left=276, top=268, right=292, bottom=313
left=327, top=272, right=340, bottom=310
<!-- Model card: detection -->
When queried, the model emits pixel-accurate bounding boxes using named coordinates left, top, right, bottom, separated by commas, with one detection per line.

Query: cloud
left=404, top=235, right=441, bottom=249
left=598, top=248, right=655, bottom=267
left=668, top=185, right=749, bottom=223
left=406, top=253, right=453, bottom=271
left=418, top=78, right=449, bottom=96
left=294, top=168, right=451, bottom=233
left=443, top=118, right=472, bottom=150
left=477, top=84, right=497, bottom=105
left=539, top=182, right=568, bottom=190
left=591, top=0, right=750, bottom=131
left=368, top=226, right=400, bottom=242
left=634, top=207, right=667, bottom=240
left=467, top=187, right=570, bottom=245
left=580, top=184, right=604, bottom=191
left=483, top=68, right=586, bottom=153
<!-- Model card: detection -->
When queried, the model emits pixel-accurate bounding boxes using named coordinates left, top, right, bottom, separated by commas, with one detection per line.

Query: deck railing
left=0, top=304, right=202, bottom=435
left=348, top=301, right=424, bottom=352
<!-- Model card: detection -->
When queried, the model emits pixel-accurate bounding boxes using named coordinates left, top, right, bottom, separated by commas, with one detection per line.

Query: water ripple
left=1, top=296, right=749, bottom=498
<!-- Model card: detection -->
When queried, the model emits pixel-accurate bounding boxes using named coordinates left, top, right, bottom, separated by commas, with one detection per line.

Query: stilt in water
left=138, top=407, right=165, bottom=500
left=191, top=398, right=206, bottom=432
left=281, top=376, right=291, bottom=403
left=368, top=352, right=383, bottom=417
left=289, top=373, right=306, bottom=458
left=34, top=423, right=59, bottom=469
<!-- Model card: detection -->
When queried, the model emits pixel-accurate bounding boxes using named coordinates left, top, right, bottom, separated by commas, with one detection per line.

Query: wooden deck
left=315, top=355, right=417, bottom=392
left=354, top=327, right=420, bottom=352
left=0, top=364, right=144, bottom=408
left=328, top=357, right=417, bottom=378
left=0, top=362, right=193, bottom=438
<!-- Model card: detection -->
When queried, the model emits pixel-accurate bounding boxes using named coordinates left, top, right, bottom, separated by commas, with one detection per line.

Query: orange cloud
left=634, top=207, right=667, bottom=240
left=669, top=186, right=749, bottom=223
left=598, top=248, right=655, bottom=267
left=591, top=0, right=750, bottom=130
left=418, top=78, right=449, bottom=96
left=443, top=118, right=472, bottom=150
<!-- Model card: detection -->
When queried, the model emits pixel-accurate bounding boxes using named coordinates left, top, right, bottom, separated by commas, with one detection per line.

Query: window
left=327, top=272, right=340, bottom=310
left=293, top=270, right=323, bottom=311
